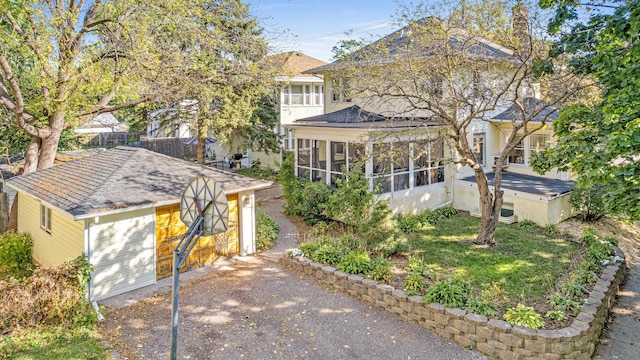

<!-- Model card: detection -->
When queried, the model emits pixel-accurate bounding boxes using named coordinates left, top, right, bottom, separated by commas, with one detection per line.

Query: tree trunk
left=196, top=118, right=206, bottom=164
left=37, top=131, right=62, bottom=171
left=473, top=167, right=503, bottom=246
left=6, top=195, right=17, bottom=232
left=22, top=138, right=41, bottom=174
left=0, top=192, right=8, bottom=233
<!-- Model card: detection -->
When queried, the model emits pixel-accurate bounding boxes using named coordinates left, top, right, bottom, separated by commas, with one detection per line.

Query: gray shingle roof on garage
left=6, top=146, right=271, bottom=218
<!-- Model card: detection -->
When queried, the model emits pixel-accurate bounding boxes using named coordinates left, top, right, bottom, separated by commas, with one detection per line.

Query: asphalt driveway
left=100, top=255, right=483, bottom=359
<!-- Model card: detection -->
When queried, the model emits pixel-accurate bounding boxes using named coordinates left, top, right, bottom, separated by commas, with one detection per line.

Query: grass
left=0, top=325, right=109, bottom=359
left=407, top=215, right=578, bottom=301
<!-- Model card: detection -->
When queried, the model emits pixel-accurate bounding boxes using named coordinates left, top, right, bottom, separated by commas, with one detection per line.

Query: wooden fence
left=131, top=137, right=197, bottom=159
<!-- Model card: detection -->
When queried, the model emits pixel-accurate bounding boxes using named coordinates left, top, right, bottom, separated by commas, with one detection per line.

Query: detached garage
left=6, top=146, right=271, bottom=301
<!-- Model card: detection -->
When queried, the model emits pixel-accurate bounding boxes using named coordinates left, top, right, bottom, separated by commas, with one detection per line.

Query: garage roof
left=6, top=146, right=271, bottom=219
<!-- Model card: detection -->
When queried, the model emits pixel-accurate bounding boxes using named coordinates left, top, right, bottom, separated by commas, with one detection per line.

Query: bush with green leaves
left=395, top=213, right=423, bottom=233
left=324, top=166, right=375, bottom=229
left=584, top=242, right=614, bottom=265
left=560, top=280, right=588, bottom=298
left=358, top=201, right=396, bottom=248
left=336, top=250, right=372, bottom=275
left=405, top=256, right=427, bottom=274
left=369, top=257, right=393, bottom=283
left=404, top=272, right=427, bottom=294
left=465, top=293, right=499, bottom=317
left=312, top=244, right=344, bottom=266
left=569, top=183, right=606, bottom=222
left=373, top=237, right=409, bottom=257
left=338, top=234, right=361, bottom=252
left=504, top=303, right=545, bottom=329
left=545, top=310, right=567, bottom=322
left=0, top=231, right=35, bottom=281
left=544, top=225, right=561, bottom=236
left=298, top=242, right=320, bottom=258
left=572, top=265, right=599, bottom=285
left=548, top=293, right=583, bottom=313
left=517, top=220, right=540, bottom=231
left=579, top=228, right=600, bottom=248
left=423, top=276, right=470, bottom=308
left=256, top=212, right=280, bottom=251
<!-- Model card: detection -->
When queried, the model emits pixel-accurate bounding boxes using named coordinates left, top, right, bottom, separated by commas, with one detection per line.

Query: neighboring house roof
left=269, top=51, right=327, bottom=78
left=76, top=112, right=125, bottom=132
left=461, top=172, right=574, bottom=197
left=305, top=18, right=513, bottom=74
left=491, top=97, right=559, bottom=123
left=291, top=105, right=442, bottom=129
left=6, top=146, right=271, bottom=219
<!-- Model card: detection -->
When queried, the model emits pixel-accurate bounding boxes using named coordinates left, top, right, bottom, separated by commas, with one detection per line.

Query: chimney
left=512, top=1, right=530, bottom=56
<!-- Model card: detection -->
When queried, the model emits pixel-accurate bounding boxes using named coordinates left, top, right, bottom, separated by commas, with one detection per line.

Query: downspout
left=84, top=218, right=105, bottom=321
left=434, top=160, right=456, bottom=209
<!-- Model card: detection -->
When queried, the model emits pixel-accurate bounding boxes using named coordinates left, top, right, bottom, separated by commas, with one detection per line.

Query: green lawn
left=0, top=325, right=109, bottom=359
left=407, top=216, right=578, bottom=302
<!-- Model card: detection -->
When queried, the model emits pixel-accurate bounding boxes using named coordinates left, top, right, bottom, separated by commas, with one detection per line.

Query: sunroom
left=287, top=106, right=455, bottom=214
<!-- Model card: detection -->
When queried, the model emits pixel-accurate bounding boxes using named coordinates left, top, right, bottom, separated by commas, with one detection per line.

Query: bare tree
left=327, top=0, right=587, bottom=245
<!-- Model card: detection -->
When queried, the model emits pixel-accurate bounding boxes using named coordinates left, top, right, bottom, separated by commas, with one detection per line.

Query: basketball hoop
left=215, top=225, right=237, bottom=253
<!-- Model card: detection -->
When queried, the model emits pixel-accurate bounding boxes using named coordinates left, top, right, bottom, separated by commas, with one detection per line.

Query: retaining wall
left=280, top=247, right=626, bottom=360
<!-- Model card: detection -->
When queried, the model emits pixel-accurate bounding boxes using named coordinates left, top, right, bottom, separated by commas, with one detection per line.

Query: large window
left=414, top=139, right=445, bottom=188
left=473, top=133, right=486, bottom=166
left=283, top=84, right=323, bottom=106
left=530, top=134, right=551, bottom=155
left=40, top=204, right=52, bottom=233
left=330, top=77, right=351, bottom=103
left=507, top=137, right=525, bottom=165
left=296, top=138, right=446, bottom=194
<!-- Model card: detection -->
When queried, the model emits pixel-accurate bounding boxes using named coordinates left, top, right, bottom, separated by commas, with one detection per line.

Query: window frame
left=40, top=203, right=52, bottom=233
left=473, top=132, right=486, bottom=167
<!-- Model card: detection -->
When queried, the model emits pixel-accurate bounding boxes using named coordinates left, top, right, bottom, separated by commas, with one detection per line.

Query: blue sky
left=247, top=0, right=400, bottom=62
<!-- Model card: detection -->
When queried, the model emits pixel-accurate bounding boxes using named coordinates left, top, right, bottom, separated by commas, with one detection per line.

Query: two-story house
left=287, top=19, right=575, bottom=225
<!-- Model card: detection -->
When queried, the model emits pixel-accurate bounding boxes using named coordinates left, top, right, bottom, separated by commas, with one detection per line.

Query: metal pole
left=170, top=249, right=180, bottom=360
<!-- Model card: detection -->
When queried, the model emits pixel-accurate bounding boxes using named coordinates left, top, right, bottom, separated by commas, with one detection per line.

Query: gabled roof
left=290, top=105, right=442, bottom=129
left=268, top=51, right=327, bottom=78
left=491, top=97, right=559, bottom=123
left=6, top=146, right=271, bottom=219
left=305, top=18, right=513, bottom=74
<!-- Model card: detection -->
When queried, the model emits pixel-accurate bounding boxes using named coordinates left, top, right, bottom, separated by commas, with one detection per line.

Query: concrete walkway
left=593, top=223, right=640, bottom=359
left=255, top=184, right=298, bottom=262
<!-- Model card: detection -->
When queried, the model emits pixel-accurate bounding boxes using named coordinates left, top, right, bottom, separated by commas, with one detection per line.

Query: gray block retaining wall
left=280, top=247, right=626, bottom=360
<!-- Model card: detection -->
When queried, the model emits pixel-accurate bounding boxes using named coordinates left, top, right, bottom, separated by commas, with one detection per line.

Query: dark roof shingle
left=6, top=146, right=271, bottom=218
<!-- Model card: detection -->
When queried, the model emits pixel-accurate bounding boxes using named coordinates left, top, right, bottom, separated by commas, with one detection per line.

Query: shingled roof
left=305, top=18, right=513, bottom=74
left=291, top=105, right=442, bottom=129
left=6, top=146, right=271, bottom=219
left=268, top=51, right=327, bottom=78
left=491, top=97, right=559, bottom=123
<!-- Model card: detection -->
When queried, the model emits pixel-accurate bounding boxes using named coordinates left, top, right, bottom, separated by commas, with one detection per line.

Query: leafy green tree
left=0, top=0, right=275, bottom=172
left=533, top=0, right=640, bottom=220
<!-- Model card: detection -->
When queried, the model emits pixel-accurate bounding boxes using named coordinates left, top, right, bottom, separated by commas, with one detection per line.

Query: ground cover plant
left=289, top=212, right=621, bottom=329
left=255, top=212, right=279, bottom=251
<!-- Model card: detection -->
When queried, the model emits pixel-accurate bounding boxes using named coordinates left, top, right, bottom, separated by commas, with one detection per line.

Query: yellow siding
left=17, top=193, right=84, bottom=267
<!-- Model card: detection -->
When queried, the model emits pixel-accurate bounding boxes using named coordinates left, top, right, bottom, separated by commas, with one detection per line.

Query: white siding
left=89, top=208, right=156, bottom=300
left=17, top=193, right=84, bottom=267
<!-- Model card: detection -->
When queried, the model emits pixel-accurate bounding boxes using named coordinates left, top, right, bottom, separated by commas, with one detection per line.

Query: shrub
left=423, top=276, right=470, bottom=308
left=465, top=293, right=499, bottom=317
left=369, top=257, right=393, bottom=283
left=405, top=256, right=427, bottom=274
left=517, top=220, right=540, bottom=231
left=338, top=234, right=361, bottom=252
left=324, top=166, right=375, bottom=229
left=584, top=242, right=614, bottom=264
left=404, top=272, right=427, bottom=294
left=434, top=206, right=458, bottom=218
left=548, top=293, right=583, bottom=313
left=0, top=232, right=35, bottom=281
left=0, top=255, right=94, bottom=332
left=545, top=310, right=567, bottom=322
left=373, top=237, right=409, bottom=257
left=298, top=242, right=320, bottom=258
left=504, top=304, right=544, bottom=329
left=358, top=201, right=396, bottom=249
left=544, top=225, right=561, bottom=236
left=560, top=280, right=588, bottom=298
left=579, top=228, right=600, bottom=248
left=395, top=213, right=422, bottom=233
left=312, top=244, right=344, bottom=266
left=569, top=183, right=606, bottom=222
left=256, top=212, right=279, bottom=251
left=572, top=266, right=599, bottom=285
left=336, top=250, right=372, bottom=275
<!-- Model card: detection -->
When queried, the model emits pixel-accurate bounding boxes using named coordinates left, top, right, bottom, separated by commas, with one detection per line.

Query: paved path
left=255, top=184, right=298, bottom=262
left=593, top=223, right=640, bottom=359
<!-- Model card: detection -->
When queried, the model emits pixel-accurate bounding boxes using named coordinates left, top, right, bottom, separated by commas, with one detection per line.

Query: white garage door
left=90, top=208, right=156, bottom=301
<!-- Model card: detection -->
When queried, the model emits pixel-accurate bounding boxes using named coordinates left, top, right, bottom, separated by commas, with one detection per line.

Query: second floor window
left=282, top=84, right=323, bottom=106
left=330, top=77, right=352, bottom=103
